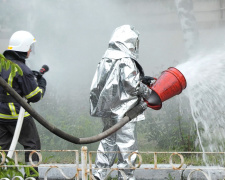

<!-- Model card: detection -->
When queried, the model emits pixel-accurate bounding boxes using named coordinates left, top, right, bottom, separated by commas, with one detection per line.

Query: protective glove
left=32, top=70, right=42, bottom=80
left=140, top=76, right=156, bottom=86
left=37, top=76, right=47, bottom=95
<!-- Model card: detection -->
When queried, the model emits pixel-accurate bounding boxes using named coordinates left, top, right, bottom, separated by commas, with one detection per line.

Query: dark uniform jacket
left=0, top=50, right=44, bottom=123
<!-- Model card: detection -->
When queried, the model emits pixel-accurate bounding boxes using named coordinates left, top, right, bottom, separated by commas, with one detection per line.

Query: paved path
left=37, top=164, right=225, bottom=179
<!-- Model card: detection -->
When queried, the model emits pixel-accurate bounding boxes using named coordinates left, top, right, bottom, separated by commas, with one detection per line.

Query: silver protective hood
left=104, top=25, right=139, bottom=60
left=90, top=25, right=151, bottom=120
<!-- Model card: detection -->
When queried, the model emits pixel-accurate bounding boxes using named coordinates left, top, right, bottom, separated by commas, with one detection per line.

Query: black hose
left=0, top=77, right=146, bottom=144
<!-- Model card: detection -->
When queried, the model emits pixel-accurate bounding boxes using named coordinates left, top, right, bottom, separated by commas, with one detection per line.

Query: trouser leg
left=0, top=117, right=41, bottom=162
left=117, top=121, right=138, bottom=180
left=0, top=117, right=40, bottom=179
left=18, top=116, right=41, bottom=179
left=0, top=124, right=13, bottom=151
left=94, top=119, right=118, bottom=180
left=18, top=116, right=41, bottom=162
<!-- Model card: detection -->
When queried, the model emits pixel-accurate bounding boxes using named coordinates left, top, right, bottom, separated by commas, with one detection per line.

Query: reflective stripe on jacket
left=0, top=51, right=44, bottom=123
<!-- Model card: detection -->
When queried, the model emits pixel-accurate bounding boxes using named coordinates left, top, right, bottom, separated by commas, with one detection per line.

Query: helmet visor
left=30, top=43, right=35, bottom=54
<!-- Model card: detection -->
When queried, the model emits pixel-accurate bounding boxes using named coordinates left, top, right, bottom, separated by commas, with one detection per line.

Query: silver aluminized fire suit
left=90, top=25, right=152, bottom=180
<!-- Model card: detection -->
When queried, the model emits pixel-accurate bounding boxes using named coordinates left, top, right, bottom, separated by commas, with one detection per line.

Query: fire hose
left=0, top=75, right=146, bottom=144
left=7, top=104, right=25, bottom=158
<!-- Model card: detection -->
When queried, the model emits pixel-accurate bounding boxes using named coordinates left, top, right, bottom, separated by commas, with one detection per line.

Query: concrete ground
left=36, top=164, right=225, bottom=180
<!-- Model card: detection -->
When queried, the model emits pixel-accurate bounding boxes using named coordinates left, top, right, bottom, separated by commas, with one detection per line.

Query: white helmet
left=8, top=31, right=36, bottom=52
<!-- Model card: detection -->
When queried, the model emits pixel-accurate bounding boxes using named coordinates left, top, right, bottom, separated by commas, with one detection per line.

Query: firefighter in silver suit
left=90, top=25, right=153, bottom=180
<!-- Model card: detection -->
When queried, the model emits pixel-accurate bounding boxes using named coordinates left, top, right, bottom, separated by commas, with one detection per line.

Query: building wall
left=0, top=0, right=224, bottom=54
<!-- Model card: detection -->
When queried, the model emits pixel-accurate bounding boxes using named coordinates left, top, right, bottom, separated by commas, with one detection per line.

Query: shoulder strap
left=134, top=60, right=145, bottom=77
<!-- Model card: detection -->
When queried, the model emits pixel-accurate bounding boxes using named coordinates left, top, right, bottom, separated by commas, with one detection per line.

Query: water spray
left=0, top=67, right=186, bottom=144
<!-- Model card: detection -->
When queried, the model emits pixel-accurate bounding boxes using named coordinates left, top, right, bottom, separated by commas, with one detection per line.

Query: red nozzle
left=39, top=65, right=49, bottom=74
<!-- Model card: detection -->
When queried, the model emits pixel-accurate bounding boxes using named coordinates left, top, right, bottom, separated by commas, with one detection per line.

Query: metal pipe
left=81, top=146, right=88, bottom=180
left=0, top=77, right=145, bottom=144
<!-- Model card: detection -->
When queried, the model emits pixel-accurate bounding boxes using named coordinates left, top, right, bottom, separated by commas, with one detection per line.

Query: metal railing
left=2, top=147, right=225, bottom=180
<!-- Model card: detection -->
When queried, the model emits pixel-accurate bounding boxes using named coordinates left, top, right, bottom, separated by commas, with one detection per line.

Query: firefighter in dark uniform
left=0, top=31, right=47, bottom=179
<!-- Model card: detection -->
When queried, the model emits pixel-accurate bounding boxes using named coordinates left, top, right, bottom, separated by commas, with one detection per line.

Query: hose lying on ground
left=0, top=77, right=146, bottom=144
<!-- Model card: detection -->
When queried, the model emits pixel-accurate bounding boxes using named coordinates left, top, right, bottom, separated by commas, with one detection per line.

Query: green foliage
left=32, top=94, right=101, bottom=162
left=0, top=151, right=23, bottom=179
left=106, top=176, right=118, bottom=180
left=167, top=173, right=175, bottom=180
left=137, top=97, right=198, bottom=152
left=0, top=53, right=23, bottom=77
left=0, top=148, right=38, bottom=179
left=24, top=166, right=39, bottom=178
